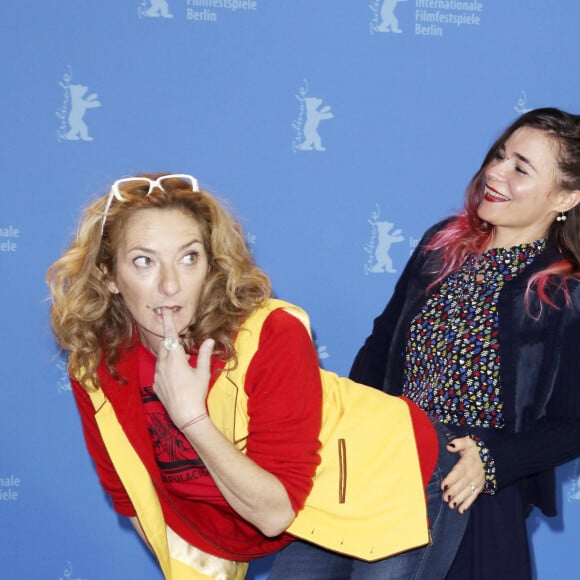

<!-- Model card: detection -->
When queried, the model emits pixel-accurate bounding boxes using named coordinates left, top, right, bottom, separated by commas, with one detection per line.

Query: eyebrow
left=126, top=238, right=204, bottom=253
left=500, top=144, right=538, bottom=173
left=180, top=238, right=204, bottom=250
left=514, top=152, right=537, bottom=173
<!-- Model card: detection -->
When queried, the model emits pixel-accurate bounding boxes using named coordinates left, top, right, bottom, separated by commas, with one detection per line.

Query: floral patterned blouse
left=402, top=240, right=545, bottom=491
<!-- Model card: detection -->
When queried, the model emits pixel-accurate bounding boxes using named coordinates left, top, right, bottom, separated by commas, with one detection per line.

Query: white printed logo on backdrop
left=56, top=66, right=101, bottom=143
left=137, top=1, right=258, bottom=23
left=59, top=561, right=88, bottom=580
left=244, top=230, right=256, bottom=247
left=514, top=90, right=533, bottom=114
left=567, top=458, right=580, bottom=501
left=370, top=0, right=406, bottom=34
left=0, top=224, right=20, bottom=253
left=364, top=205, right=404, bottom=274
left=370, top=0, right=484, bottom=38
left=138, top=0, right=173, bottom=18
left=292, top=80, right=334, bottom=152
left=317, top=344, right=330, bottom=362
left=0, top=474, right=20, bottom=502
left=56, top=355, right=71, bottom=395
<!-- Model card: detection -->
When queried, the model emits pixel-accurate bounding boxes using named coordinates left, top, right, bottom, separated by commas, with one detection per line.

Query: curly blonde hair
left=47, top=173, right=271, bottom=391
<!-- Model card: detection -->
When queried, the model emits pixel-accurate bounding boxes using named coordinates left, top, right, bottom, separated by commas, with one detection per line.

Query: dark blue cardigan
left=350, top=220, right=580, bottom=516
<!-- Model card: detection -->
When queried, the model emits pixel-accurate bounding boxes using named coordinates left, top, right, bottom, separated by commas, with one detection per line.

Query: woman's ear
left=558, top=189, right=580, bottom=213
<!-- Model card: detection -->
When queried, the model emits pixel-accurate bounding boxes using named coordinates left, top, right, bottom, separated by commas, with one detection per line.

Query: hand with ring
left=163, top=336, right=180, bottom=351
left=440, top=435, right=485, bottom=514
left=153, top=308, right=214, bottom=428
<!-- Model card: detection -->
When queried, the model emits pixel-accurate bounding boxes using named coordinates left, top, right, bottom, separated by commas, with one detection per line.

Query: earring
left=556, top=211, right=567, bottom=222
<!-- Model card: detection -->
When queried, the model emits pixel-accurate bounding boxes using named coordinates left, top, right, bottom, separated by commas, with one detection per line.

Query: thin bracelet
left=179, top=412, right=209, bottom=431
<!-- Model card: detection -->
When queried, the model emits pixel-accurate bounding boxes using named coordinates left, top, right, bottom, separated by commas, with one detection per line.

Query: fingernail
left=443, top=485, right=449, bottom=492
left=447, top=495, right=452, bottom=502
left=452, top=502, right=457, bottom=509
left=448, top=442, right=456, bottom=448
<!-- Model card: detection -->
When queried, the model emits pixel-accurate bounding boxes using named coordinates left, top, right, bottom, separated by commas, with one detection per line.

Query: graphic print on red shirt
left=139, top=349, right=228, bottom=504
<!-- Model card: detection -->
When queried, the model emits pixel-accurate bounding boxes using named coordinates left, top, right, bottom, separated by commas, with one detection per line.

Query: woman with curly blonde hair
left=47, top=173, right=325, bottom=579
left=48, top=173, right=467, bottom=580
left=49, top=173, right=271, bottom=390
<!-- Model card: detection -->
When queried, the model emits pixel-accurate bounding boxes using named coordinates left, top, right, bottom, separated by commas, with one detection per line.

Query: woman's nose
left=158, top=263, right=180, bottom=296
left=486, top=157, right=507, bottom=181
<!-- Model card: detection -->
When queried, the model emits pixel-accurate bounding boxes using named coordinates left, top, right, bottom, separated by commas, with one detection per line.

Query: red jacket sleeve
left=243, top=309, right=323, bottom=513
left=70, top=379, right=137, bottom=517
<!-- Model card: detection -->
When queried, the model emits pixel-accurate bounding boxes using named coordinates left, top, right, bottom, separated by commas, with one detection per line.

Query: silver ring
left=163, top=337, right=179, bottom=351
left=470, top=483, right=476, bottom=494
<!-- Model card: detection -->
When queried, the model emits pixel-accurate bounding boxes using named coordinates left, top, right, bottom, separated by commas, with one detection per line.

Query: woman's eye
left=515, top=166, right=528, bottom=175
left=183, top=252, right=199, bottom=264
left=133, top=256, right=151, bottom=267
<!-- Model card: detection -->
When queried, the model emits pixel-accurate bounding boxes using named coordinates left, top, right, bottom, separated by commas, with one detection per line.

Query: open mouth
left=153, top=306, right=181, bottom=315
left=484, top=186, right=510, bottom=202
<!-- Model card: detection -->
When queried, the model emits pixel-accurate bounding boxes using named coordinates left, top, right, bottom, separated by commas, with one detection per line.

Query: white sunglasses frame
left=100, top=174, right=200, bottom=234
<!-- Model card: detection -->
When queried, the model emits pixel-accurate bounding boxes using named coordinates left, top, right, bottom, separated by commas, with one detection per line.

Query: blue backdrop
left=2, top=1, right=580, bottom=578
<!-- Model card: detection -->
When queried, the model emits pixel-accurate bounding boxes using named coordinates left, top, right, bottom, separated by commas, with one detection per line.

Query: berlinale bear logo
left=64, top=85, right=101, bottom=141
left=138, top=0, right=173, bottom=18
left=365, top=206, right=404, bottom=274
left=370, top=0, right=406, bottom=34
left=292, top=80, right=334, bottom=153
left=56, top=66, right=102, bottom=143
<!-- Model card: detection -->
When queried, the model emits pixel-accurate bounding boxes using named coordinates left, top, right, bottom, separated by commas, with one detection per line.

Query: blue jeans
left=268, top=423, right=468, bottom=580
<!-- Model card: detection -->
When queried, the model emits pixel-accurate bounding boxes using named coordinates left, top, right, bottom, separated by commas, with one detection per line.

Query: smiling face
left=107, top=207, right=209, bottom=354
left=477, top=126, right=573, bottom=248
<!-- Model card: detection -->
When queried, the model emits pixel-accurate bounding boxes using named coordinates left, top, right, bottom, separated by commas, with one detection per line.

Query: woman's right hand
left=441, top=436, right=485, bottom=514
left=153, top=307, right=213, bottom=429
left=153, top=309, right=294, bottom=536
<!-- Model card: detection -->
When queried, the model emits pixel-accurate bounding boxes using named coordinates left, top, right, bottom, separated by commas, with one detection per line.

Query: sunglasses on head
left=100, top=174, right=199, bottom=234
